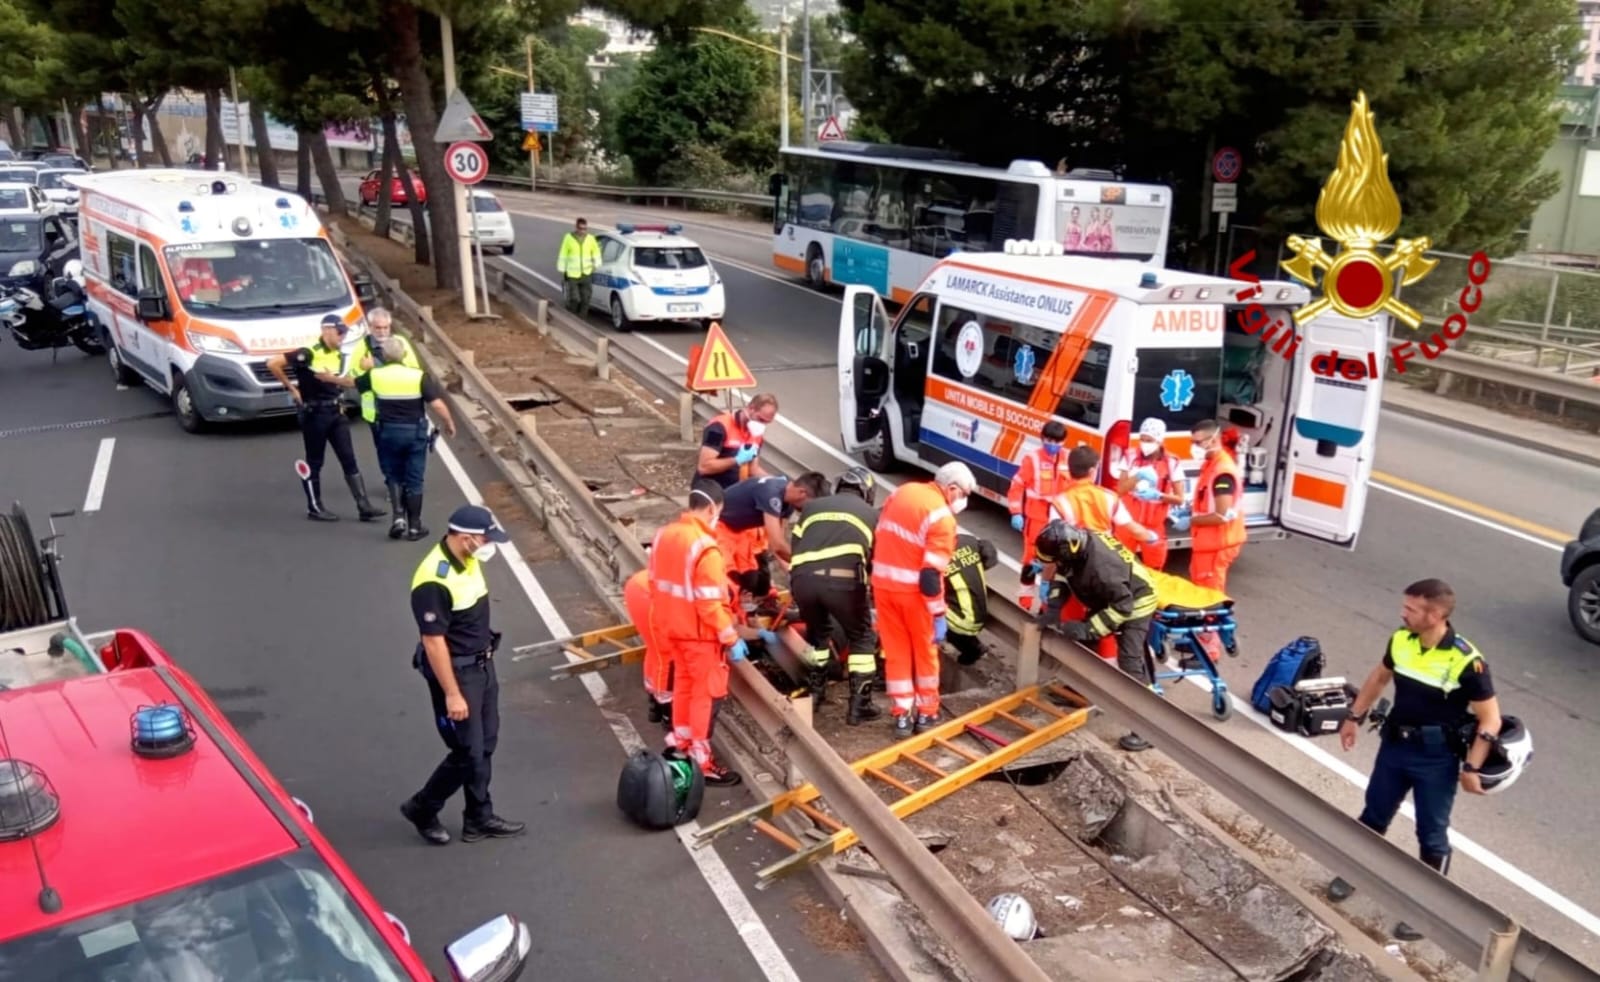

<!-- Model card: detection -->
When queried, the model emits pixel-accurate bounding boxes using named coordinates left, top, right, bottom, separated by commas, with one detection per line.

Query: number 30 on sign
left=445, top=141, right=489, bottom=185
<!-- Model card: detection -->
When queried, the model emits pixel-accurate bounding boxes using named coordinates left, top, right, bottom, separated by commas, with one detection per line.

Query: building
left=571, top=8, right=654, bottom=81
left=1574, top=2, right=1600, bottom=85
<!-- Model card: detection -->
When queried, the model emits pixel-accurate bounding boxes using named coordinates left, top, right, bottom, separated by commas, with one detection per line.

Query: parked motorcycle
left=0, top=258, right=103, bottom=356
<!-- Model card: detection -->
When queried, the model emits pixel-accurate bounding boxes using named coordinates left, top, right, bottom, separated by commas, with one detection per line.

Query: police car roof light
left=617, top=223, right=680, bottom=235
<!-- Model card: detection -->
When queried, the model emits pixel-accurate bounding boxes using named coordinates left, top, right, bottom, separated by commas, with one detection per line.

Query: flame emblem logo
left=1280, top=91, right=1437, bottom=329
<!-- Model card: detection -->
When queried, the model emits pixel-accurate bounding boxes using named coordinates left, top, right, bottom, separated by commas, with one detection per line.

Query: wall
left=1526, top=85, right=1600, bottom=259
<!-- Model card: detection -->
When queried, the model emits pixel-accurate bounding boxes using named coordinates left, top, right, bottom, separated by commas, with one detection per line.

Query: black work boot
left=846, top=672, right=881, bottom=725
left=892, top=713, right=913, bottom=738
left=399, top=799, right=449, bottom=845
left=647, top=696, right=670, bottom=724
left=387, top=483, right=407, bottom=539
left=702, top=760, right=742, bottom=787
left=461, top=814, right=527, bottom=843
left=805, top=666, right=829, bottom=705
left=1394, top=852, right=1451, bottom=940
left=913, top=712, right=939, bottom=734
left=304, top=476, right=339, bottom=521
left=404, top=492, right=429, bottom=541
left=346, top=472, right=386, bottom=521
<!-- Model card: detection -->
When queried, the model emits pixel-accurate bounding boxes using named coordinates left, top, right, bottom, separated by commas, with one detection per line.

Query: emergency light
left=131, top=704, right=196, bottom=759
left=616, top=223, right=683, bottom=235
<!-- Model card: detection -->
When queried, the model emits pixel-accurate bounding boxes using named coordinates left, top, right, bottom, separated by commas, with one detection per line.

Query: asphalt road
left=0, top=339, right=878, bottom=980
left=452, top=190, right=1600, bottom=959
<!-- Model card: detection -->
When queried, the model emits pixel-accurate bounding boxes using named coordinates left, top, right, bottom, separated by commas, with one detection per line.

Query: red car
left=360, top=168, right=428, bottom=206
left=0, top=628, right=531, bottom=982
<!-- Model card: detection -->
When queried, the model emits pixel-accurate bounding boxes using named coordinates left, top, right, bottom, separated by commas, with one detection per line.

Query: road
left=0, top=338, right=880, bottom=980
left=418, top=186, right=1600, bottom=959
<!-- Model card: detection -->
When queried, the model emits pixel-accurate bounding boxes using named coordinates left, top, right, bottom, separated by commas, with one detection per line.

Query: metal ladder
left=693, top=683, right=1093, bottom=887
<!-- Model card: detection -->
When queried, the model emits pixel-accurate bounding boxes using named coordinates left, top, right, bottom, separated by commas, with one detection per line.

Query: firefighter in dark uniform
left=400, top=504, right=526, bottom=846
left=788, top=466, right=881, bottom=724
left=1034, top=521, right=1160, bottom=753
left=1325, top=578, right=1504, bottom=942
left=945, top=534, right=999, bottom=666
left=266, top=314, right=384, bottom=523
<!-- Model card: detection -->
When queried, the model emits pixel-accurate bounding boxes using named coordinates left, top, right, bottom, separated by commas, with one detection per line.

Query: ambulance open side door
left=839, top=285, right=893, bottom=453
left=1274, top=311, right=1387, bottom=548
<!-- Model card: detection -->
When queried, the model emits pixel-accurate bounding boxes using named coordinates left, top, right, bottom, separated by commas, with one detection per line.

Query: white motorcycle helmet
left=1474, top=716, right=1532, bottom=795
left=63, top=259, right=85, bottom=287
left=986, top=893, right=1039, bottom=941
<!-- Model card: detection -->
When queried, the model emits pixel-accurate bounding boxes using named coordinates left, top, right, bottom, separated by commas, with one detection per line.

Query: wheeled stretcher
left=1144, top=569, right=1238, bottom=721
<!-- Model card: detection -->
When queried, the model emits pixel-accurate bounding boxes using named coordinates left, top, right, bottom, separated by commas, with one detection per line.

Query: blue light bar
left=178, top=201, right=194, bottom=213
left=275, top=197, right=291, bottom=209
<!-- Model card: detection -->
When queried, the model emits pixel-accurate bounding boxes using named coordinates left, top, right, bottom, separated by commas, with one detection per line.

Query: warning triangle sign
left=435, top=89, right=494, bottom=143
left=688, top=322, right=757, bottom=391
left=817, top=116, right=844, bottom=142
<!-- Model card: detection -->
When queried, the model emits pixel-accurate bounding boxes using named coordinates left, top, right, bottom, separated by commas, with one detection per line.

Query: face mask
left=1189, top=443, right=1209, bottom=461
left=473, top=543, right=498, bottom=562
left=1139, top=440, right=1160, bottom=457
left=950, top=493, right=969, bottom=515
left=1041, top=441, right=1061, bottom=456
left=746, top=420, right=768, bottom=438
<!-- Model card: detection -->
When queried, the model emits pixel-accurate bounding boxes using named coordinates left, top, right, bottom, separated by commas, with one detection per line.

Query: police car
left=588, top=223, right=726, bottom=331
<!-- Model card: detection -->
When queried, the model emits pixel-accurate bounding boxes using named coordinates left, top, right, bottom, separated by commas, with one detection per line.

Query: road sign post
left=688, top=322, right=758, bottom=393
left=443, top=138, right=491, bottom=317
left=433, top=69, right=494, bottom=319
left=518, top=90, right=558, bottom=194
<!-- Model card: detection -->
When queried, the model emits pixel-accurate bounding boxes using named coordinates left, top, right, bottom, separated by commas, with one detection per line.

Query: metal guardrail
left=476, top=174, right=773, bottom=209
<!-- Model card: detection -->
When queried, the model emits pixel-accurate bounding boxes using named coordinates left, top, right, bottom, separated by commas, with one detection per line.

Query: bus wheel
left=804, top=245, right=827, bottom=290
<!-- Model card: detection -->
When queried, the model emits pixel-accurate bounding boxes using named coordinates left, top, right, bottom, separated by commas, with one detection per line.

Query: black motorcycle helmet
left=1034, top=520, right=1088, bottom=571
left=835, top=466, right=877, bottom=506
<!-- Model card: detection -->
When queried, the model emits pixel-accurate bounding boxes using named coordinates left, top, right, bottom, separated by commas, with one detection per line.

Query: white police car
left=588, top=223, right=725, bottom=331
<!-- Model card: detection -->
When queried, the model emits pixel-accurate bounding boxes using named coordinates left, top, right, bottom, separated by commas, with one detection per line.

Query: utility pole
left=778, top=12, right=790, bottom=149
left=526, top=36, right=538, bottom=193
left=440, top=15, right=479, bottom=317
left=229, top=67, right=249, bottom=179
left=801, top=0, right=812, bottom=145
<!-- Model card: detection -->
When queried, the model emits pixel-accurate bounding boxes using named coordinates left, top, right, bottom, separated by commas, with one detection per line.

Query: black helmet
left=976, top=539, right=999, bottom=570
left=835, top=466, right=877, bottom=506
left=1034, top=520, right=1088, bottom=568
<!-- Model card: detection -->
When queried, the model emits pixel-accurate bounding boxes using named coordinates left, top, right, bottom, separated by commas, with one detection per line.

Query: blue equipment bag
left=1250, top=637, right=1325, bottom=714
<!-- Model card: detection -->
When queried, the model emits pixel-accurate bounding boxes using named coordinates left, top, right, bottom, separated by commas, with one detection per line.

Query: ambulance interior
left=1201, top=303, right=1297, bottom=525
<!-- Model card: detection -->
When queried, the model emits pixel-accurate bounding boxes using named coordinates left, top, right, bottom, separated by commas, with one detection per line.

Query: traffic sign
left=444, top=141, right=489, bottom=185
left=522, top=131, right=541, bottom=153
left=1212, top=147, right=1242, bottom=183
left=688, top=322, right=757, bottom=391
left=1210, top=184, right=1237, bottom=214
left=520, top=92, right=559, bottom=133
left=817, top=116, right=844, bottom=142
left=435, top=89, right=493, bottom=143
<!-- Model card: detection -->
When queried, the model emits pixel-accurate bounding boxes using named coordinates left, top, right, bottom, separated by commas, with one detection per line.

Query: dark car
left=1560, top=507, right=1600, bottom=644
left=0, top=213, right=78, bottom=287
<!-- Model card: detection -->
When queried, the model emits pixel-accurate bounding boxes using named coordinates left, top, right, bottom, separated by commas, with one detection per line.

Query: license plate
left=668, top=303, right=699, bottom=313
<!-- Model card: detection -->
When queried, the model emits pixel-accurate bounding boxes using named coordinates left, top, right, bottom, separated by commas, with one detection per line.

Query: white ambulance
left=837, top=240, right=1388, bottom=549
left=68, top=170, right=375, bottom=433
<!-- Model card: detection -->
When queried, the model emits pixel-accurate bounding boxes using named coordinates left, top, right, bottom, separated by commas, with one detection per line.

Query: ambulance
left=837, top=240, right=1388, bottom=549
left=68, top=170, right=375, bottom=433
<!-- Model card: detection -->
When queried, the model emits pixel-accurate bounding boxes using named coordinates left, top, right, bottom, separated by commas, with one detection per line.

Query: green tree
left=595, top=52, right=640, bottom=163
left=460, top=16, right=606, bottom=171
left=0, top=0, right=63, bottom=145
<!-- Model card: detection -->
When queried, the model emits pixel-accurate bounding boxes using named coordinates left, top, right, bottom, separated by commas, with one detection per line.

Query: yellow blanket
left=1148, top=569, right=1232, bottom=611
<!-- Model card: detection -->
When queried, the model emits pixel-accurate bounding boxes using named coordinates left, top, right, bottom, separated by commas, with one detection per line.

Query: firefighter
left=557, top=217, right=602, bottom=313
left=715, top=472, right=828, bottom=597
left=1006, top=420, right=1070, bottom=611
left=1187, top=418, right=1246, bottom=592
left=1112, top=418, right=1188, bottom=571
left=788, top=466, right=881, bottom=724
left=266, top=314, right=385, bottom=523
left=650, top=482, right=747, bottom=786
left=873, top=461, right=973, bottom=737
left=696, top=393, right=779, bottom=490
left=623, top=566, right=672, bottom=728
left=1034, top=521, right=1159, bottom=752
left=945, top=534, right=999, bottom=666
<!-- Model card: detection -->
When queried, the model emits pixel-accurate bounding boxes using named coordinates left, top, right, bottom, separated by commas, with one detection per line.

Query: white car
left=0, top=182, right=55, bottom=218
left=35, top=168, right=84, bottom=219
left=588, top=224, right=726, bottom=331
left=466, top=189, right=514, bottom=254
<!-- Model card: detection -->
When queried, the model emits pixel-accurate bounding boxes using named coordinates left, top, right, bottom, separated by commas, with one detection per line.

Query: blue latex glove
left=727, top=639, right=749, bottom=662
left=1010, top=514, right=1025, bottom=532
left=1134, top=484, right=1163, bottom=503
left=1037, top=579, right=1051, bottom=606
left=734, top=445, right=759, bottom=465
left=1169, top=507, right=1191, bottom=534
left=932, top=615, right=948, bottom=643
left=1132, top=466, right=1162, bottom=502
left=1027, top=560, right=1044, bottom=578
left=757, top=629, right=780, bottom=648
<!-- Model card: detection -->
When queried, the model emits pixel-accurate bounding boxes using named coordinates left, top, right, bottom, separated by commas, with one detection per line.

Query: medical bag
left=1250, top=637, right=1325, bottom=714
left=617, top=748, right=704, bottom=830
left=1275, top=678, right=1356, bottom=737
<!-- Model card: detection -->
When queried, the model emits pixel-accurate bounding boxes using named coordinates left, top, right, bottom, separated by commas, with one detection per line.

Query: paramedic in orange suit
left=1006, top=419, right=1070, bottom=612
left=624, top=568, right=671, bottom=729
left=1187, top=418, right=1246, bottom=592
left=1112, top=417, right=1188, bottom=571
left=649, top=482, right=745, bottom=787
left=873, top=461, right=973, bottom=738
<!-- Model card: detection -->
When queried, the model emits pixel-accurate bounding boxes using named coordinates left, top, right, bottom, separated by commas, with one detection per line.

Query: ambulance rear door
left=838, top=285, right=894, bottom=452
left=1275, top=311, right=1387, bottom=548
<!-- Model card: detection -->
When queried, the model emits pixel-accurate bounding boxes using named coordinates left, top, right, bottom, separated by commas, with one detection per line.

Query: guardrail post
left=595, top=338, right=610, bottom=381
left=679, top=391, right=695, bottom=442
left=534, top=298, right=550, bottom=336
left=1016, top=622, right=1041, bottom=689
left=460, top=349, right=475, bottom=369
left=418, top=306, right=432, bottom=343
left=1475, top=924, right=1518, bottom=982
left=490, top=268, right=506, bottom=296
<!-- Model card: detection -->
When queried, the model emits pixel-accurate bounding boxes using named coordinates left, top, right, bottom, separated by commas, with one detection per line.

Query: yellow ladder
left=693, top=683, right=1092, bottom=887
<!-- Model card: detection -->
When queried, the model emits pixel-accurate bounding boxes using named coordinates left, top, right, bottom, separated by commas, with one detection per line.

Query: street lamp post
left=802, top=0, right=812, bottom=145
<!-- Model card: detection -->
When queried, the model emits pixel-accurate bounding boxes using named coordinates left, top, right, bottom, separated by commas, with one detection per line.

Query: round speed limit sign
left=444, top=141, right=489, bottom=185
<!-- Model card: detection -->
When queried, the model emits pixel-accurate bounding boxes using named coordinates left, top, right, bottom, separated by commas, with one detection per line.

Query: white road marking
left=492, top=255, right=1600, bottom=938
left=83, top=438, right=115, bottom=512
left=433, top=438, right=804, bottom=982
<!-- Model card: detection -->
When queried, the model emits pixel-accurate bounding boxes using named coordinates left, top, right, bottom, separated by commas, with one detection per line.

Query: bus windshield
left=163, top=238, right=352, bottom=317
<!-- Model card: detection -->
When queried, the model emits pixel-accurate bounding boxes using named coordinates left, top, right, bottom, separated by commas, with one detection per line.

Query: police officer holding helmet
left=1326, top=578, right=1503, bottom=941
left=399, top=504, right=526, bottom=845
left=788, top=466, right=881, bottom=724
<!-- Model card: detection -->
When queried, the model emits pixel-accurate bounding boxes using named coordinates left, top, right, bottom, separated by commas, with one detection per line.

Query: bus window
left=929, top=301, right=1109, bottom=427
left=1131, top=346, right=1223, bottom=432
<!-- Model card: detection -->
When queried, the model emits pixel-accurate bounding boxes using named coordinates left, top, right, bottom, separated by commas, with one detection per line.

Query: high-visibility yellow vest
left=1388, top=629, right=1482, bottom=695
left=558, top=233, right=601, bottom=279
left=411, top=543, right=488, bottom=612
left=359, top=336, right=420, bottom=423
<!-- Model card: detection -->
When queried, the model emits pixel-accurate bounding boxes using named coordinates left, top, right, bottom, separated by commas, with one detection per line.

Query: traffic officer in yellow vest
left=266, top=314, right=385, bottom=522
left=944, top=534, right=999, bottom=666
left=1326, top=578, right=1503, bottom=942
left=354, top=306, right=421, bottom=454
left=400, top=504, right=525, bottom=845
left=324, top=336, right=457, bottom=538
left=558, top=217, right=602, bottom=313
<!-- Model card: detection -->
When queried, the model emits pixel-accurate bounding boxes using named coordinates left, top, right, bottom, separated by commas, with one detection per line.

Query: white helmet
left=986, top=893, right=1039, bottom=941
left=1472, top=716, right=1532, bottom=795
left=63, top=259, right=84, bottom=286
left=934, top=461, right=977, bottom=494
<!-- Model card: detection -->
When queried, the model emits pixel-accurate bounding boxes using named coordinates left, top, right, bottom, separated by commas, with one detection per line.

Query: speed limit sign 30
left=444, top=141, right=489, bottom=185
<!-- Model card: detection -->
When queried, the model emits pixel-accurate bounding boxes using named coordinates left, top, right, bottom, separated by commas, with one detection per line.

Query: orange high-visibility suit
left=624, top=569, right=670, bottom=703
left=649, top=512, right=740, bottom=773
left=1114, top=447, right=1184, bottom=571
left=1006, top=446, right=1069, bottom=611
left=1046, top=480, right=1130, bottom=663
left=698, top=411, right=765, bottom=490
left=1190, top=450, right=1246, bottom=592
left=872, top=482, right=957, bottom=718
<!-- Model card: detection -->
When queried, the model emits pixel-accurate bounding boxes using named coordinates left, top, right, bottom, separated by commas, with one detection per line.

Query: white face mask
left=1189, top=443, right=1209, bottom=461
left=745, top=420, right=768, bottom=438
left=473, top=543, right=498, bottom=562
left=1139, top=440, right=1160, bottom=457
left=950, top=493, right=969, bottom=515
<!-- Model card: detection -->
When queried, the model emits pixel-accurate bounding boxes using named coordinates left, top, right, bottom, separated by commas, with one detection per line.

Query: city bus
left=769, top=143, right=1174, bottom=303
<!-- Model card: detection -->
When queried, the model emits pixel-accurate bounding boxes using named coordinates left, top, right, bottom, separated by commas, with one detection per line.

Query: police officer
left=354, top=307, right=421, bottom=459
left=327, top=337, right=457, bottom=539
left=557, top=217, right=602, bottom=313
left=266, top=314, right=384, bottom=523
left=1033, top=521, right=1159, bottom=753
left=945, top=534, right=999, bottom=666
left=399, top=504, right=526, bottom=845
left=788, top=466, right=881, bottom=723
left=1326, top=578, right=1503, bottom=941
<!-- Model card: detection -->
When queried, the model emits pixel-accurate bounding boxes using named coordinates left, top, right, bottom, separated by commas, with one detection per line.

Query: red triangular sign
left=817, top=116, right=844, bottom=141
left=467, top=114, right=492, bottom=139
left=688, top=322, right=757, bottom=391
